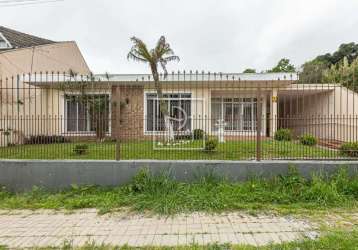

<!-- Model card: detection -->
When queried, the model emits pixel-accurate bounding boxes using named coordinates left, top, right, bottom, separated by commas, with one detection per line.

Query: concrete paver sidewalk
left=0, top=210, right=315, bottom=248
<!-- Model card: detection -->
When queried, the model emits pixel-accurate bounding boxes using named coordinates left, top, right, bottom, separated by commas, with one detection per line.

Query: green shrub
left=103, top=137, right=117, bottom=143
left=73, top=144, right=89, bottom=155
left=299, top=134, right=318, bottom=146
left=204, top=138, right=218, bottom=151
left=25, top=135, right=69, bottom=145
left=130, top=168, right=177, bottom=194
left=274, top=129, right=292, bottom=141
left=2, top=130, right=11, bottom=136
left=303, top=174, right=343, bottom=205
left=340, top=142, right=358, bottom=157
left=277, top=166, right=306, bottom=196
left=193, top=129, right=205, bottom=140
left=333, top=168, right=358, bottom=198
left=174, top=134, right=192, bottom=140
left=131, top=168, right=150, bottom=193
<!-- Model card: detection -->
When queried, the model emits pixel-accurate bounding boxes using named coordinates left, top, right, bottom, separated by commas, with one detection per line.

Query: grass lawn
left=0, top=139, right=336, bottom=160
left=0, top=167, right=356, bottom=215
left=7, top=230, right=356, bottom=249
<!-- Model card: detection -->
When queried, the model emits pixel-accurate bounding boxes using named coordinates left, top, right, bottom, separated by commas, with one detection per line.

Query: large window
left=65, top=95, right=110, bottom=133
left=211, top=97, right=257, bottom=131
left=146, top=93, right=192, bottom=132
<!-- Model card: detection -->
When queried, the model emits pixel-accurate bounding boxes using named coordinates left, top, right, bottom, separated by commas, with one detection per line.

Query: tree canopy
left=268, top=58, right=296, bottom=73
left=299, top=42, right=358, bottom=84
left=323, top=57, right=358, bottom=91
left=243, top=68, right=256, bottom=73
left=127, top=35, right=179, bottom=112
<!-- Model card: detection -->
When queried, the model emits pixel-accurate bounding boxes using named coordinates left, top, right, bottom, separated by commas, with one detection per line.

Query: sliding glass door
left=211, top=97, right=257, bottom=132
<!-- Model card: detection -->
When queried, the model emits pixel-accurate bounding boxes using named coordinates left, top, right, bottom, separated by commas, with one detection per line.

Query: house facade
left=104, top=74, right=358, bottom=142
left=0, top=26, right=90, bottom=146
left=13, top=72, right=358, bottom=145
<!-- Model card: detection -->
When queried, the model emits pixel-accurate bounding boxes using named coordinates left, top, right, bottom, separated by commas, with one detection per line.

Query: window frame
left=144, top=91, right=193, bottom=134
left=211, top=97, right=257, bottom=132
left=64, top=93, right=111, bottom=135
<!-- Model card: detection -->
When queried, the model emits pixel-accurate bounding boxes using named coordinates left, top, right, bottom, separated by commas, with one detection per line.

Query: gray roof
left=0, top=26, right=55, bottom=51
left=26, top=72, right=299, bottom=86
left=95, top=72, right=299, bottom=82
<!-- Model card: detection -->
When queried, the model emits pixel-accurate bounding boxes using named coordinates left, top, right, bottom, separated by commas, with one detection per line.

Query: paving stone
left=0, top=210, right=315, bottom=248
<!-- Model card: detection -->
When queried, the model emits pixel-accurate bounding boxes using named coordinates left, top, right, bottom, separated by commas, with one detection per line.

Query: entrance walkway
left=0, top=210, right=315, bottom=248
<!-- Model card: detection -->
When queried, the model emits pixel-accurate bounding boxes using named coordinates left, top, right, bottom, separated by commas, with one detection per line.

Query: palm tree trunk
left=150, top=64, right=173, bottom=142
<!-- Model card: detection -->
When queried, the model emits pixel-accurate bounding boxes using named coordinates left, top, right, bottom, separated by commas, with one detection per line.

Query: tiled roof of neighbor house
left=0, top=26, right=56, bottom=51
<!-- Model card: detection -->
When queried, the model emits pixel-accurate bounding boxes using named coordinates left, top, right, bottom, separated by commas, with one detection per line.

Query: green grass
left=0, top=167, right=356, bottom=215
left=4, top=230, right=358, bottom=250
left=0, top=139, right=335, bottom=160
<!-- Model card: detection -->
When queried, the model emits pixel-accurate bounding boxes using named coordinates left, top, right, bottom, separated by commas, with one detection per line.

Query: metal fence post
left=113, top=86, right=121, bottom=161
left=256, top=88, right=262, bottom=161
left=115, top=139, right=121, bottom=161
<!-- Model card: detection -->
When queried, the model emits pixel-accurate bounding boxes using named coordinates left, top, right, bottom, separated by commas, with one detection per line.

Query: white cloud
left=1, top=0, right=358, bottom=73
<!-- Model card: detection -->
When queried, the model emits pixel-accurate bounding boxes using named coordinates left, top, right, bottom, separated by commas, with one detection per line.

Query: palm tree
left=127, top=36, right=180, bottom=142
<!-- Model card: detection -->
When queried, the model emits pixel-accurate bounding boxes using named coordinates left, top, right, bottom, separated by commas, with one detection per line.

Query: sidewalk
left=0, top=210, right=315, bottom=248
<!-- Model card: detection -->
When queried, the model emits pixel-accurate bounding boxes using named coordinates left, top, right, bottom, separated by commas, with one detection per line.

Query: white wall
left=280, top=85, right=358, bottom=142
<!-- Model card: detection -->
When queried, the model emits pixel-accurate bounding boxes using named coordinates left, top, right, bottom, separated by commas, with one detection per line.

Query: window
left=146, top=93, right=192, bottom=132
left=0, top=33, right=11, bottom=49
left=65, top=95, right=110, bottom=133
left=211, top=97, right=257, bottom=131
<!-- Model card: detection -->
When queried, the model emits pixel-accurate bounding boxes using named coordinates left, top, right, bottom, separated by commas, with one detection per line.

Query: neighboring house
left=0, top=26, right=90, bottom=146
left=0, top=26, right=90, bottom=78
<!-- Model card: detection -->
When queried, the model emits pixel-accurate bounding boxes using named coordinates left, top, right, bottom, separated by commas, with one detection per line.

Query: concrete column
left=270, top=89, right=278, bottom=137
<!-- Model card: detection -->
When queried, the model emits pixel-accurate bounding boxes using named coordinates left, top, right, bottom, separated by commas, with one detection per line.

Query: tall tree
left=331, top=43, right=358, bottom=65
left=299, top=60, right=327, bottom=83
left=300, top=42, right=358, bottom=83
left=323, top=57, right=358, bottom=91
left=243, top=68, right=256, bottom=73
left=127, top=36, right=180, bottom=141
left=268, top=58, right=296, bottom=73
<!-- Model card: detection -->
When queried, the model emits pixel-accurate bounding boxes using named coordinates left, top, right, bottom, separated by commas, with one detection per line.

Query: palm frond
left=127, top=36, right=153, bottom=63
left=160, top=59, right=168, bottom=78
left=163, top=55, right=180, bottom=63
left=127, top=51, right=147, bottom=63
left=154, top=36, right=180, bottom=61
left=127, top=35, right=179, bottom=80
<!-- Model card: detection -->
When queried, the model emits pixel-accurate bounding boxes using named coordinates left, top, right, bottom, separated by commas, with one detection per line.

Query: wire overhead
left=0, top=0, right=63, bottom=7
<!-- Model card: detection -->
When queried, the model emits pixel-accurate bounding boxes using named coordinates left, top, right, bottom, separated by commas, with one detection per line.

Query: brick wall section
left=111, top=85, right=144, bottom=140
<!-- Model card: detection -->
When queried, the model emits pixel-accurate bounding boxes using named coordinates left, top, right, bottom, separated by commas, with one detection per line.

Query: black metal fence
left=1, top=72, right=358, bottom=161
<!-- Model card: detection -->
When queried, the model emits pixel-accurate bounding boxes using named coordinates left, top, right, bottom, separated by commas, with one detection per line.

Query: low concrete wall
left=0, top=160, right=357, bottom=192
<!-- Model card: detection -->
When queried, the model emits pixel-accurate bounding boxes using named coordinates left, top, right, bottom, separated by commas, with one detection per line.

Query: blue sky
left=1, top=0, right=358, bottom=74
